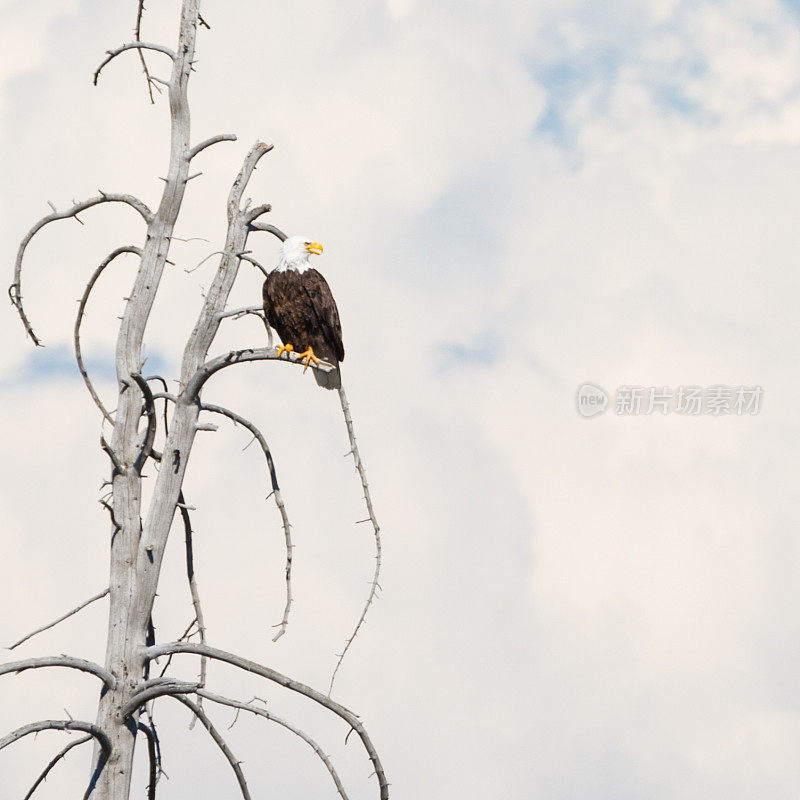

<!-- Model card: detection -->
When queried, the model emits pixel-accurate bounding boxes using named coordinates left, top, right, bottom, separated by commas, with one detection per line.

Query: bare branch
left=177, top=490, right=207, bottom=719
left=11, top=194, right=152, bottom=345
left=75, top=246, right=141, bottom=424
left=122, top=681, right=200, bottom=718
left=244, top=203, right=271, bottom=224
left=329, top=385, right=383, bottom=694
left=137, top=723, right=158, bottom=800
left=0, top=721, right=111, bottom=756
left=100, top=434, right=125, bottom=477
left=198, top=690, right=350, bottom=800
left=93, top=42, right=176, bottom=86
left=216, top=305, right=264, bottom=321
left=145, top=642, right=389, bottom=799
left=200, top=402, right=293, bottom=641
left=187, top=134, right=238, bottom=161
left=0, top=656, right=116, bottom=689
left=130, top=373, right=157, bottom=472
left=184, top=347, right=335, bottom=402
left=169, top=695, right=252, bottom=800
left=237, top=253, right=270, bottom=279
left=22, top=734, right=92, bottom=800
left=249, top=221, right=287, bottom=241
left=134, top=2, right=155, bottom=103
left=8, top=588, right=110, bottom=650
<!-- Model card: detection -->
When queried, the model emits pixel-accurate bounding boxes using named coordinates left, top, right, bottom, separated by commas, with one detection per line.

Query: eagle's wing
left=302, top=269, right=345, bottom=362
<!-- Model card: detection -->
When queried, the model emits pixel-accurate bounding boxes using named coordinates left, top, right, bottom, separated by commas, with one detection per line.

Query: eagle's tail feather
left=315, top=364, right=341, bottom=390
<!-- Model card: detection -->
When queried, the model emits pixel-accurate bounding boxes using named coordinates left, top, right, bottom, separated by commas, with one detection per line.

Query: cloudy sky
left=1, top=0, right=799, bottom=797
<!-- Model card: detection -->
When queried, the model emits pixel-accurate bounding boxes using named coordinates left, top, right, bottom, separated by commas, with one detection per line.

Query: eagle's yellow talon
left=296, top=347, right=321, bottom=373
left=276, top=343, right=294, bottom=358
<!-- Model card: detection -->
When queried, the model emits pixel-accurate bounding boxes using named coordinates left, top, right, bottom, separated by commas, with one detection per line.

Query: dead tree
left=3, top=2, right=386, bottom=799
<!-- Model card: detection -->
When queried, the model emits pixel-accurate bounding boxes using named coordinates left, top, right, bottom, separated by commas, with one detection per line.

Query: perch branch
left=22, top=734, right=92, bottom=800
left=329, top=385, right=383, bottom=694
left=169, top=695, right=252, bottom=800
left=93, top=42, right=176, bottom=86
left=188, top=134, right=238, bottom=160
left=11, top=194, right=152, bottom=345
left=145, top=642, right=388, bottom=799
left=75, top=246, right=141, bottom=424
left=198, top=690, right=350, bottom=800
left=0, top=656, right=116, bottom=688
left=0, top=721, right=111, bottom=756
left=184, top=347, right=335, bottom=401
left=199, top=402, right=293, bottom=641
left=8, top=588, right=110, bottom=650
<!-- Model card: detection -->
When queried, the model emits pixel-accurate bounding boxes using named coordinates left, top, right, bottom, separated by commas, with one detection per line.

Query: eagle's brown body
left=263, top=268, right=344, bottom=389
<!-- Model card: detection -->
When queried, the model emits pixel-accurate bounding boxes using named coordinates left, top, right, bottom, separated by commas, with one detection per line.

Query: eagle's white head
left=277, top=235, right=323, bottom=272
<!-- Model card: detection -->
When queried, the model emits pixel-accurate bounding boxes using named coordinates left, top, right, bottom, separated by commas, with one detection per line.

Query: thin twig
left=0, top=656, right=116, bottom=688
left=236, top=252, right=270, bottom=279
left=216, top=305, right=264, bottom=321
left=329, top=385, right=382, bottom=695
left=169, top=695, right=252, bottom=800
left=75, top=247, right=141, bottom=424
left=199, top=689, right=350, bottom=800
left=200, top=402, right=293, bottom=641
left=134, top=1, right=156, bottom=103
left=145, top=642, right=388, bottom=800
left=22, top=734, right=92, bottom=800
left=8, top=588, right=110, bottom=650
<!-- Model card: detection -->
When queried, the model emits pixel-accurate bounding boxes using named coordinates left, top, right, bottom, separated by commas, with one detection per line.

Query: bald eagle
left=263, top=236, right=344, bottom=389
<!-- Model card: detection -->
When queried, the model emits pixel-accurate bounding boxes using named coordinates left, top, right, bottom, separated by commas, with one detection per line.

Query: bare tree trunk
left=90, top=3, right=199, bottom=796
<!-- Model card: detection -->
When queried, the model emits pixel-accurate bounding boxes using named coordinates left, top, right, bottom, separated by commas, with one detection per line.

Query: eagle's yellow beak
left=305, top=242, right=323, bottom=256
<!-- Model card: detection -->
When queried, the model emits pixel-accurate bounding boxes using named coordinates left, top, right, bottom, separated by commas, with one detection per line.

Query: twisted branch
left=0, top=656, right=116, bottom=689
left=75, top=246, right=141, bottom=424
left=11, top=194, right=152, bottom=345
left=198, top=690, right=350, bottom=800
left=200, top=402, right=293, bottom=641
left=8, top=588, right=110, bottom=650
left=329, top=385, right=382, bottom=694
left=145, top=641, right=388, bottom=799
left=22, top=734, right=93, bottom=800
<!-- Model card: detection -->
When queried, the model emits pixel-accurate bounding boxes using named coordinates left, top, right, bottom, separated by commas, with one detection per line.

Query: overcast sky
left=1, top=0, right=799, bottom=798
